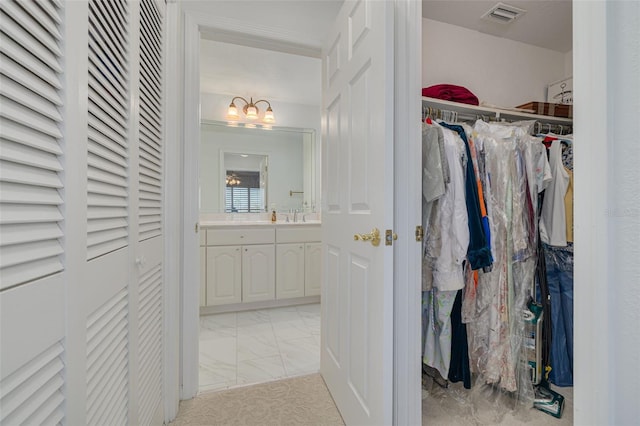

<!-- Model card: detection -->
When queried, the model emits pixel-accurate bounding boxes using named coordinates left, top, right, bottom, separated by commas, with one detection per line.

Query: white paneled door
left=320, top=1, right=394, bottom=425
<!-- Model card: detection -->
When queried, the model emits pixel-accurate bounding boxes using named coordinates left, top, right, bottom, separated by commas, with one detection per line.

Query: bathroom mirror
left=200, top=120, right=317, bottom=214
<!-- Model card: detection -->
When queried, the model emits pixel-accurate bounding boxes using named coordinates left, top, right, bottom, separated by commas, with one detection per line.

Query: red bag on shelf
left=422, top=84, right=479, bottom=106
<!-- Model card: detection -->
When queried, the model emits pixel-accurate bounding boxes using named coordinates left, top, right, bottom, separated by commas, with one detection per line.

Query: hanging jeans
left=448, top=289, right=471, bottom=389
left=543, top=243, right=574, bottom=387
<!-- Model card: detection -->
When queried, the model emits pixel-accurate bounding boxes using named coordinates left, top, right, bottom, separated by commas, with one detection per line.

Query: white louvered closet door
left=1, top=0, right=166, bottom=423
left=84, top=0, right=133, bottom=424
left=84, top=0, right=166, bottom=425
left=0, top=1, right=66, bottom=424
left=136, top=0, right=164, bottom=425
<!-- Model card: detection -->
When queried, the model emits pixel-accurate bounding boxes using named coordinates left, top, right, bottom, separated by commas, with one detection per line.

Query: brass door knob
left=354, top=227, right=381, bottom=247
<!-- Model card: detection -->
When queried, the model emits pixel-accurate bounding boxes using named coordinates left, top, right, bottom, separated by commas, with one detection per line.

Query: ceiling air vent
left=482, top=2, right=527, bottom=24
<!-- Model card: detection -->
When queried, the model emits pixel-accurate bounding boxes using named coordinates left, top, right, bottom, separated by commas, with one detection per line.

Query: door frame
left=179, top=9, right=203, bottom=400
left=178, top=8, right=327, bottom=401
left=392, top=1, right=423, bottom=425
left=176, top=2, right=422, bottom=422
left=163, top=1, right=182, bottom=420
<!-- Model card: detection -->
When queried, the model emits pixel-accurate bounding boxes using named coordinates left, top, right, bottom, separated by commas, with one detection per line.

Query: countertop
left=199, top=220, right=321, bottom=227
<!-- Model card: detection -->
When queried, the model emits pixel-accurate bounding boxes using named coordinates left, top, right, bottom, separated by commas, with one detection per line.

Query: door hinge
left=415, top=225, right=424, bottom=242
left=385, top=229, right=398, bottom=246
left=195, top=222, right=199, bottom=233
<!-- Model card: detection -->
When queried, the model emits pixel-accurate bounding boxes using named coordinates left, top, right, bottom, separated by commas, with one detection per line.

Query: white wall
left=422, top=18, right=567, bottom=107
left=608, top=4, right=640, bottom=417
left=574, top=1, right=640, bottom=424
left=564, top=50, right=573, bottom=78
left=200, top=124, right=306, bottom=213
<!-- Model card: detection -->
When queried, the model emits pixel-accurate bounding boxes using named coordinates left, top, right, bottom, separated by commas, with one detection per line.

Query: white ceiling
left=423, top=0, right=572, bottom=53
left=189, top=0, right=572, bottom=107
left=182, top=0, right=343, bottom=48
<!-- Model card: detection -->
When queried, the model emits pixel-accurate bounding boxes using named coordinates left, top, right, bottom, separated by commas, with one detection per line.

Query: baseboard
left=199, top=295, right=321, bottom=315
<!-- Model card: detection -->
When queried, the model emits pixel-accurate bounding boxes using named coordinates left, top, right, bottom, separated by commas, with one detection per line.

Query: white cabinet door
left=304, top=242, right=322, bottom=296
left=200, top=247, right=206, bottom=306
left=242, top=244, right=275, bottom=303
left=276, top=243, right=305, bottom=299
left=206, top=246, right=242, bottom=305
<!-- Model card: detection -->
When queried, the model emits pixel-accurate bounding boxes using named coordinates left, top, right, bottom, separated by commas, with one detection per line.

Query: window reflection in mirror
left=224, top=153, right=267, bottom=212
left=200, top=121, right=317, bottom=214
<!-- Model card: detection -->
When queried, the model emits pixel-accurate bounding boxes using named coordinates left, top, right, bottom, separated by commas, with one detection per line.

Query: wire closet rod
left=422, top=105, right=573, bottom=136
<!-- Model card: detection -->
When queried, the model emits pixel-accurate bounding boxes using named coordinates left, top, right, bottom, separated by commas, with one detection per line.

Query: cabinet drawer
left=207, top=227, right=275, bottom=245
left=276, top=226, right=321, bottom=243
left=199, top=229, right=206, bottom=246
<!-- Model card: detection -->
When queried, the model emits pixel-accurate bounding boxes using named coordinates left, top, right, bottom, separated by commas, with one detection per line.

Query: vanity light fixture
left=227, top=96, right=275, bottom=124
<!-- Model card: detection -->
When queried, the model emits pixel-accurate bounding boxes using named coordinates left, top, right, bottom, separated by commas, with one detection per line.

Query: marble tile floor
left=199, top=303, right=321, bottom=393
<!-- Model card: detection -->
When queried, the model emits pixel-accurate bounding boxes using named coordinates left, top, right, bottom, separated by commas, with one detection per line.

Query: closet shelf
left=422, top=97, right=573, bottom=125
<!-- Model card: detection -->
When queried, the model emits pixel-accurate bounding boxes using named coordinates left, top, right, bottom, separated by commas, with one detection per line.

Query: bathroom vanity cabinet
left=275, top=226, right=322, bottom=299
left=200, top=223, right=321, bottom=311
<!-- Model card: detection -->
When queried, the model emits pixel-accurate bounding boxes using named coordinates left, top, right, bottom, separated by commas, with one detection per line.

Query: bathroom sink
left=277, top=220, right=321, bottom=225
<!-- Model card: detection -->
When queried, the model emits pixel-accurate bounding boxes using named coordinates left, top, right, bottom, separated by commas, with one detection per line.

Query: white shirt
left=429, top=125, right=470, bottom=291
left=539, top=140, right=569, bottom=246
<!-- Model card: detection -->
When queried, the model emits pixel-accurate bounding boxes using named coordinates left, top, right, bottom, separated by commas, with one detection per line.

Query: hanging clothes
left=422, top=287, right=458, bottom=381
left=422, top=124, right=447, bottom=292
left=422, top=123, right=469, bottom=381
left=564, top=169, right=573, bottom=243
left=422, top=124, right=448, bottom=204
left=464, top=124, right=517, bottom=390
left=539, top=140, right=570, bottom=247
left=462, top=120, right=545, bottom=394
left=541, top=137, right=574, bottom=387
left=439, top=122, right=493, bottom=270
left=447, top=289, right=471, bottom=389
left=424, top=124, right=469, bottom=291
left=543, top=244, right=574, bottom=387
left=419, top=112, right=573, bottom=403
left=564, top=148, right=574, bottom=243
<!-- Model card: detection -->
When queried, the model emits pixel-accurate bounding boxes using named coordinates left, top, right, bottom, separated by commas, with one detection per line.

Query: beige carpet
left=170, top=374, right=345, bottom=426
left=172, top=372, right=573, bottom=426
